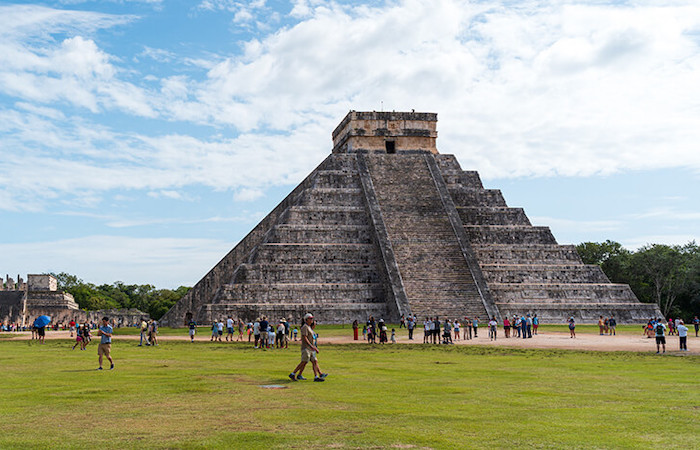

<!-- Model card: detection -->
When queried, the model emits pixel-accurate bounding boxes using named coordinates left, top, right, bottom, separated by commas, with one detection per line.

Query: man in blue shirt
left=97, top=316, right=114, bottom=370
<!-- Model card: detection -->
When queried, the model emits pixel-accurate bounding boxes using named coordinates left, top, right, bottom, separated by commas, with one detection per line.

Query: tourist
left=423, top=318, right=430, bottom=344
left=442, top=320, right=452, bottom=344
left=139, top=319, right=149, bottom=346
left=362, top=324, right=367, bottom=340
left=293, top=326, right=298, bottom=341
left=433, top=317, right=441, bottom=344
left=399, top=315, right=406, bottom=329
left=82, top=324, right=92, bottom=348
left=151, top=320, right=159, bottom=346
left=277, top=321, right=288, bottom=349
left=525, top=314, right=533, bottom=338
left=677, top=320, right=688, bottom=351
left=289, top=313, right=327, bottom=382
left=472, top=317, right=479, bottom=338
left=237, top=319, right=245, bottom=341
left=667, top=318, right=675, bottom=336
left=267, top=324, right=276, bottom=349
left=464, top=316, right=472, bottom=340
left=379, top=319, right=388, bottom=344
left=488, top=317, right=497, bottom=341
left=211, top=321, right=219, bottom=342
left=521, top=315, right=527, bottom=339
left=276, top=320, right=285, bottom=348
left=407, top=316, right=415, bottom=340
left=259, top=316, right=269, bottom=350
left=533, top=314, right=539, bottom=335
left=604, top=317, right=609, bottom=335
left=96, top=317, right=114, bottom=370
left=69, top=320, right=76, bottom=338
left=72, top=324, right=84, bottom=350
left=654, top=319, right=667, bottom=354
left=453, top=319, right=460, bottom=341
left=253, top=318, right=260, bottom=347
left=693, top=316, right=699, bottom=337
left=568, top=316, right=576, bottom=338
left=609, top=315, right=617, bottom=336
left=216, top=319, right=224, bottom=342
left=352, top=319, right=359, bottom=341
left=391, top=328, right=396, bottom=344
left=36, top=322, right=46, bottom=344
left=226, top=316, right=234, bottom=341
left=503, top=317, right=511, bottom=338
left=598, top=316, right=605, bottom=335
left=188, top=318, right=197, bottom=342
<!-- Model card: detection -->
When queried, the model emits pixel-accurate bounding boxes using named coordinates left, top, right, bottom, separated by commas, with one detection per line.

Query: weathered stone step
left=448, top=188, right=507, bottom=207
left=235, top=263, right=381, bottom=284
left=255, top=243, right=377, bottom=264
left=457, top=207, right=531, bottom=226
left=286, top=206, right=368, bottom=225
left=472, top=244, right=583, bottom=264
left=480, top=264, right=610, bottom=284
left=464, top=225, right=557, bottom=245
left=268, top=224, right=372, bottom=244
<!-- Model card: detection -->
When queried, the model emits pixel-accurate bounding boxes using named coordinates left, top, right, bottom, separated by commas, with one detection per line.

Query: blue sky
left=1, top=0, right=699, bottom=288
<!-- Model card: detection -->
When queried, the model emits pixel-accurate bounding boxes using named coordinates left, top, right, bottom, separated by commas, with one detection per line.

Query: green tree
left=627, top=244, right=693, bottom=317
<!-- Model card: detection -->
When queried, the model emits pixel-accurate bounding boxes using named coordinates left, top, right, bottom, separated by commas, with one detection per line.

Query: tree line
left=575, top=241, right=700, bottom=319
left=53, top=272, right=190, bottom=320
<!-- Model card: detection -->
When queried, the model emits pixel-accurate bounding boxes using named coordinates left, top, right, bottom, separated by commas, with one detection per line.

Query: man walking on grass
left=97, top=316, right=114, bottom=370
left=289, top=313, right=327, bottom=382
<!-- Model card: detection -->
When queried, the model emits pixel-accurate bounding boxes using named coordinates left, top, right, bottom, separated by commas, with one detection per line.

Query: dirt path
left=5, top=329, right=698, bottom=355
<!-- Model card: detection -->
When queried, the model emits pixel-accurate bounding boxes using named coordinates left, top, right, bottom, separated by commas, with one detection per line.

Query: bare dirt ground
left=6, top=329, right=698, bottom=355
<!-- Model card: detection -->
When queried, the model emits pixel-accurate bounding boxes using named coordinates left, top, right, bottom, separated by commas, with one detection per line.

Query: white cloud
left=233, top=187, right=264, bottom=202
left=0, top=235, right=229, bottom=287
left=2, top=0, right=700, bottom=212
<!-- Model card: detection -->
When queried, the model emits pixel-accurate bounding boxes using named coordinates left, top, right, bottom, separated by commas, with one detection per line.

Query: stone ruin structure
left=0, top=274, right=149, bottom=326
left=160, top=111, right=662, bottom=326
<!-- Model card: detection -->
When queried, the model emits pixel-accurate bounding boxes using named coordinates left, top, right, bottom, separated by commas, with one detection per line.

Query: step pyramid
left=161, top=111, right=661, bottom=326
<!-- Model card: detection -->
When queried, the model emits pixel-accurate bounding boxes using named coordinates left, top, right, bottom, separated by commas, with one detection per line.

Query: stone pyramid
left=161, top=111, right=661, bottom=326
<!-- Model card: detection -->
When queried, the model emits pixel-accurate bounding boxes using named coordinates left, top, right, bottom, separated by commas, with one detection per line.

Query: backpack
left=655, top=323, right=664, bottom=335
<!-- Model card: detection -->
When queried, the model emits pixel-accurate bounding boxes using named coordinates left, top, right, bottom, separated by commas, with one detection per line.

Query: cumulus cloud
left=1, top=0, right=700, bottom=213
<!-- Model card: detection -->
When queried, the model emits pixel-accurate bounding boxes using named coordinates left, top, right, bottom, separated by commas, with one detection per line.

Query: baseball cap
left=304, top=313, right=314, bottom=320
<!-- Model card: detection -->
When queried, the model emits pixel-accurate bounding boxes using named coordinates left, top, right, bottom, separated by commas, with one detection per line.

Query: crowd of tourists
left=186, top=316, right=300, bottom=350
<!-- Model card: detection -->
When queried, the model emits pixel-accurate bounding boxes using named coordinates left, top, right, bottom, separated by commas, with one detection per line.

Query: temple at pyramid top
left=161, top=110, right=661, bottom=327
left=332, top=111, right=438, bottom=154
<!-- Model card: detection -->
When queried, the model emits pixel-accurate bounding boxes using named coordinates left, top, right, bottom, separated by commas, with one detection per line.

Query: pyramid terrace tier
left=479, top=263, right=611, bottom=284
left=234, top=263, right=382, bottom=284
left=267, top=224, right=373, bottom=244
left=496, top=302, right=661, bottom=324
left=313, top=170, right=362, bottom=189
left=464, top=225, right=557, bottom=245
left=284, top=206, right=369, bottom=226
left=217, top=283, right=386, bottom=304
left=447, top=187, right=508, bottom=207
left=472, top=244, right=584, bottom=265
left=254, top=243, right=379, bottom=265
left=488, top=283, right=640, bottom=303
left=457, top=207, right=531, bottom=226
left=298, top=187, right=364, bottom=207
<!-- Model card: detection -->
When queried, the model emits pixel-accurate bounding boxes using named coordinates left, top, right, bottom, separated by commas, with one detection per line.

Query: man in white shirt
left=226, top=316, right=234, bottom=341
left=677, top=320, right=688, bottom=351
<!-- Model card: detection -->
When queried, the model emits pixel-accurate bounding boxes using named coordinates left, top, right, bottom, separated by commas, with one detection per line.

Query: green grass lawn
left=1, top=339, right=697, bottom=449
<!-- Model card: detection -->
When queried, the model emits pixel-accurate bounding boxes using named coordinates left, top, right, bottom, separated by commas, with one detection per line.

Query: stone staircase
left=435, top=154, right=660, bottom=323
left=364, top=154, right=488, bottom=320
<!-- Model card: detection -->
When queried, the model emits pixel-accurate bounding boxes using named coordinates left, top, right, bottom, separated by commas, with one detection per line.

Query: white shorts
left=189, top=329, right=195, bottom=336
